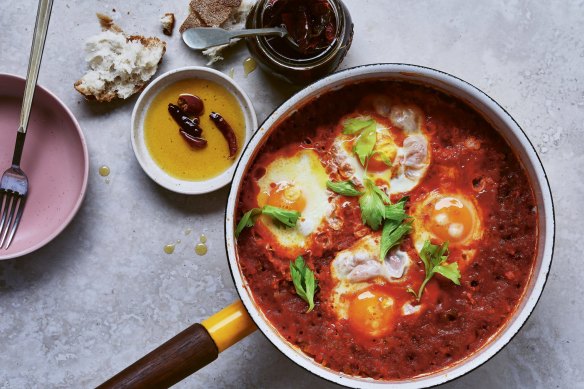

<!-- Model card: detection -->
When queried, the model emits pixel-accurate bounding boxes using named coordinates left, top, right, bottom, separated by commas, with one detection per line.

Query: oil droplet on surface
left=176, top=239, right=181, bottom=244
left=164, top=244, right=175, bottom=254
left=195, top=243, right=207, bottom=256
left=200, top=234, right=207, bottom=243
left=228, top=67, right=235, bottom=78
left=243, top=57, right=257, bottom=77
left=99, top=165, right=110, bottom=177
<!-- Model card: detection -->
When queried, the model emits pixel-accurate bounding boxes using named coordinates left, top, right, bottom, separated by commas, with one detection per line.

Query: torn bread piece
left=74, top=14, right=166, bottom=102
left=161, top=13, right=175, bottom=36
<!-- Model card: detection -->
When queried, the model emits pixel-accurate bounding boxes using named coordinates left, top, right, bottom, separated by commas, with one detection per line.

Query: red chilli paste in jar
left=263, top=0, right=337, bottom=59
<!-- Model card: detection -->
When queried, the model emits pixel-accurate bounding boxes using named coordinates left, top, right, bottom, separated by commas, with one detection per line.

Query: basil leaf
left=290, top=256, right=318, bottom=312
left=262, top=205, right=301, bottom=228
left=327, top=180, right=363, bottom=196
left=342, top=117, right=374, bottom=135
left=354, top=122, right=377, bottom=165
left=433, top=262, right=461, bottom=285
left=380, top=220, right=413, bottom=262
left=235, top=208, right=262, bottom=238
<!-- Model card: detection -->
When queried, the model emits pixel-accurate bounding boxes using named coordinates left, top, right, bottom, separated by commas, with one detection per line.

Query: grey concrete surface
left=0, top=0, right=582, bottom=388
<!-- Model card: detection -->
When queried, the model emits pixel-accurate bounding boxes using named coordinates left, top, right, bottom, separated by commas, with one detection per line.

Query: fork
left=0, top=0, right=53, bottom=250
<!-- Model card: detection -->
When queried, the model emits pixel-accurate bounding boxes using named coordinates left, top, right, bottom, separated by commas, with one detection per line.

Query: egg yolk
left=367, top=133, right=398, bottom=172
left=347, top=288, right=395, bottom=337
left=266, top=183, right=306, bottom=212
left=428, top=196, right=475, bottom=244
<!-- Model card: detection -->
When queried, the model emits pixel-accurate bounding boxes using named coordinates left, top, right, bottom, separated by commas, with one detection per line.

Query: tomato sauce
left=236, top=81, right=537, bottom=379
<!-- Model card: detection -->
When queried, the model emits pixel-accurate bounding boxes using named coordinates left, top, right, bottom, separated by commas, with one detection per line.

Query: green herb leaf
left=326, top=180, right=363, bottom=196
left=359, top=179, right=387, bottom=230
left=235, top=208, right=262, bottom=238
left=379, top=153, right=393, bottom=167
left=380, top=220, right=413, bottom=262
left=342, top=117, right=374, bottom=134
left=409, top=240, right=461, bottom=301
left=354, top=122, right=377, bottom=166
left=370, top=180, right=390, bottom=204
left=290, top=256, right=318, bottom=312
left=379, top=197, right=412, bottom=262
left=235, top=205, right=301, bottom=238
left=433, top=262, right=461, bottom=285
left=418, top=240, right=433, bottom=275
left=262, top=205, right=301, bottom=228
left=384, top=200, right=408, bottom=221
left=370, top=150, right=393, bottom=167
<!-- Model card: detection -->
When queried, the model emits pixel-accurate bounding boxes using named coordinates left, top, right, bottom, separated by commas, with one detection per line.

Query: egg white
left=329, top=235, right=410, bottom=320
left=332, top=104, right=431, bottom=195
left=332, top=121, right=392, bottom=188
left=255, top=149, right=332, bottom=257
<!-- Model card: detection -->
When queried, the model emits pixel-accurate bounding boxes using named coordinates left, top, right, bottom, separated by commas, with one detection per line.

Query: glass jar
left=245, top=0, right=354, bottom=85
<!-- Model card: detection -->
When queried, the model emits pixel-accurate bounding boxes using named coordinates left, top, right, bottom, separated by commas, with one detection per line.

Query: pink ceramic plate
left=0, top=74, right=88, bottom=260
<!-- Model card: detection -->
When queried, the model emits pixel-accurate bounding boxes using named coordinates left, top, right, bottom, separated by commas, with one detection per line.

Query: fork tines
left=0, top=190, right=26, bottom=249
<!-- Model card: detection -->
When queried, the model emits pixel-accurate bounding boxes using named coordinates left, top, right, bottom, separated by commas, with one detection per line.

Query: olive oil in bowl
left=144, top=78, right=245, bottom=181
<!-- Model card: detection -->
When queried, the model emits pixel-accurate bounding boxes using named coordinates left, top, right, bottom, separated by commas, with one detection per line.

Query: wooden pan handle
left=97, top=323, right=218, bottom=389
left=97, top=301, right=256, bottom=389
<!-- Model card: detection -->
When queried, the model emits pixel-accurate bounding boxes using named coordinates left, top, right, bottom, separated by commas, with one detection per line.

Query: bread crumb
left=161, top=13, right=175, bottom=36
left=96, top=13, right=123, bottom=33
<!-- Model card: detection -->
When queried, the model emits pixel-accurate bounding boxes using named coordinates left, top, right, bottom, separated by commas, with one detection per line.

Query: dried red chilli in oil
left=168, top=103, right=203, bottom=138
left=209, top=112, right=238, bottom=158
left=179, top=129, right=207, bottom=148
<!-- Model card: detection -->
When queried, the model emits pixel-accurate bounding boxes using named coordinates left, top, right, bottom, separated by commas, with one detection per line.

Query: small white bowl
left=131, top=66, right=257, bottom=194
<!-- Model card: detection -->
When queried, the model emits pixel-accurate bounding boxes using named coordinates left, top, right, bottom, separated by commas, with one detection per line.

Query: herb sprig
left=359, top=178, right=388, bottom=230
left=407, top=241, right=461, bottom=301
left=290, top=256, right=318, bottom=312
left=327, top=116, right=412, bottom=262
left=235, top=205, right=301, bottom=238
left=327, top=179, right=411, bottom=262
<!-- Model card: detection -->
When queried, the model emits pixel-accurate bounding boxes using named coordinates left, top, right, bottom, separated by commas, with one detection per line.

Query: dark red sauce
left=235, top=81, right=538, bottom=380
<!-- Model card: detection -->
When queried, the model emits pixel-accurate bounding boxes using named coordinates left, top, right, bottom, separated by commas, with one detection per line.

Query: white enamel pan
left=99, top=64, right=554, bottom=389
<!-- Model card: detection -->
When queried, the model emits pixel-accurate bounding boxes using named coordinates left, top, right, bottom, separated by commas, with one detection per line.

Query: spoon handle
left=19, top=0, right=53, bottom=134
left=227, top=27, right=287, bottom=40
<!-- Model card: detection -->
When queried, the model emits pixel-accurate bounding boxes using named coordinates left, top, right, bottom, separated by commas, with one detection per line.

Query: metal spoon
left=182, top=27, right=287, bottom=50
